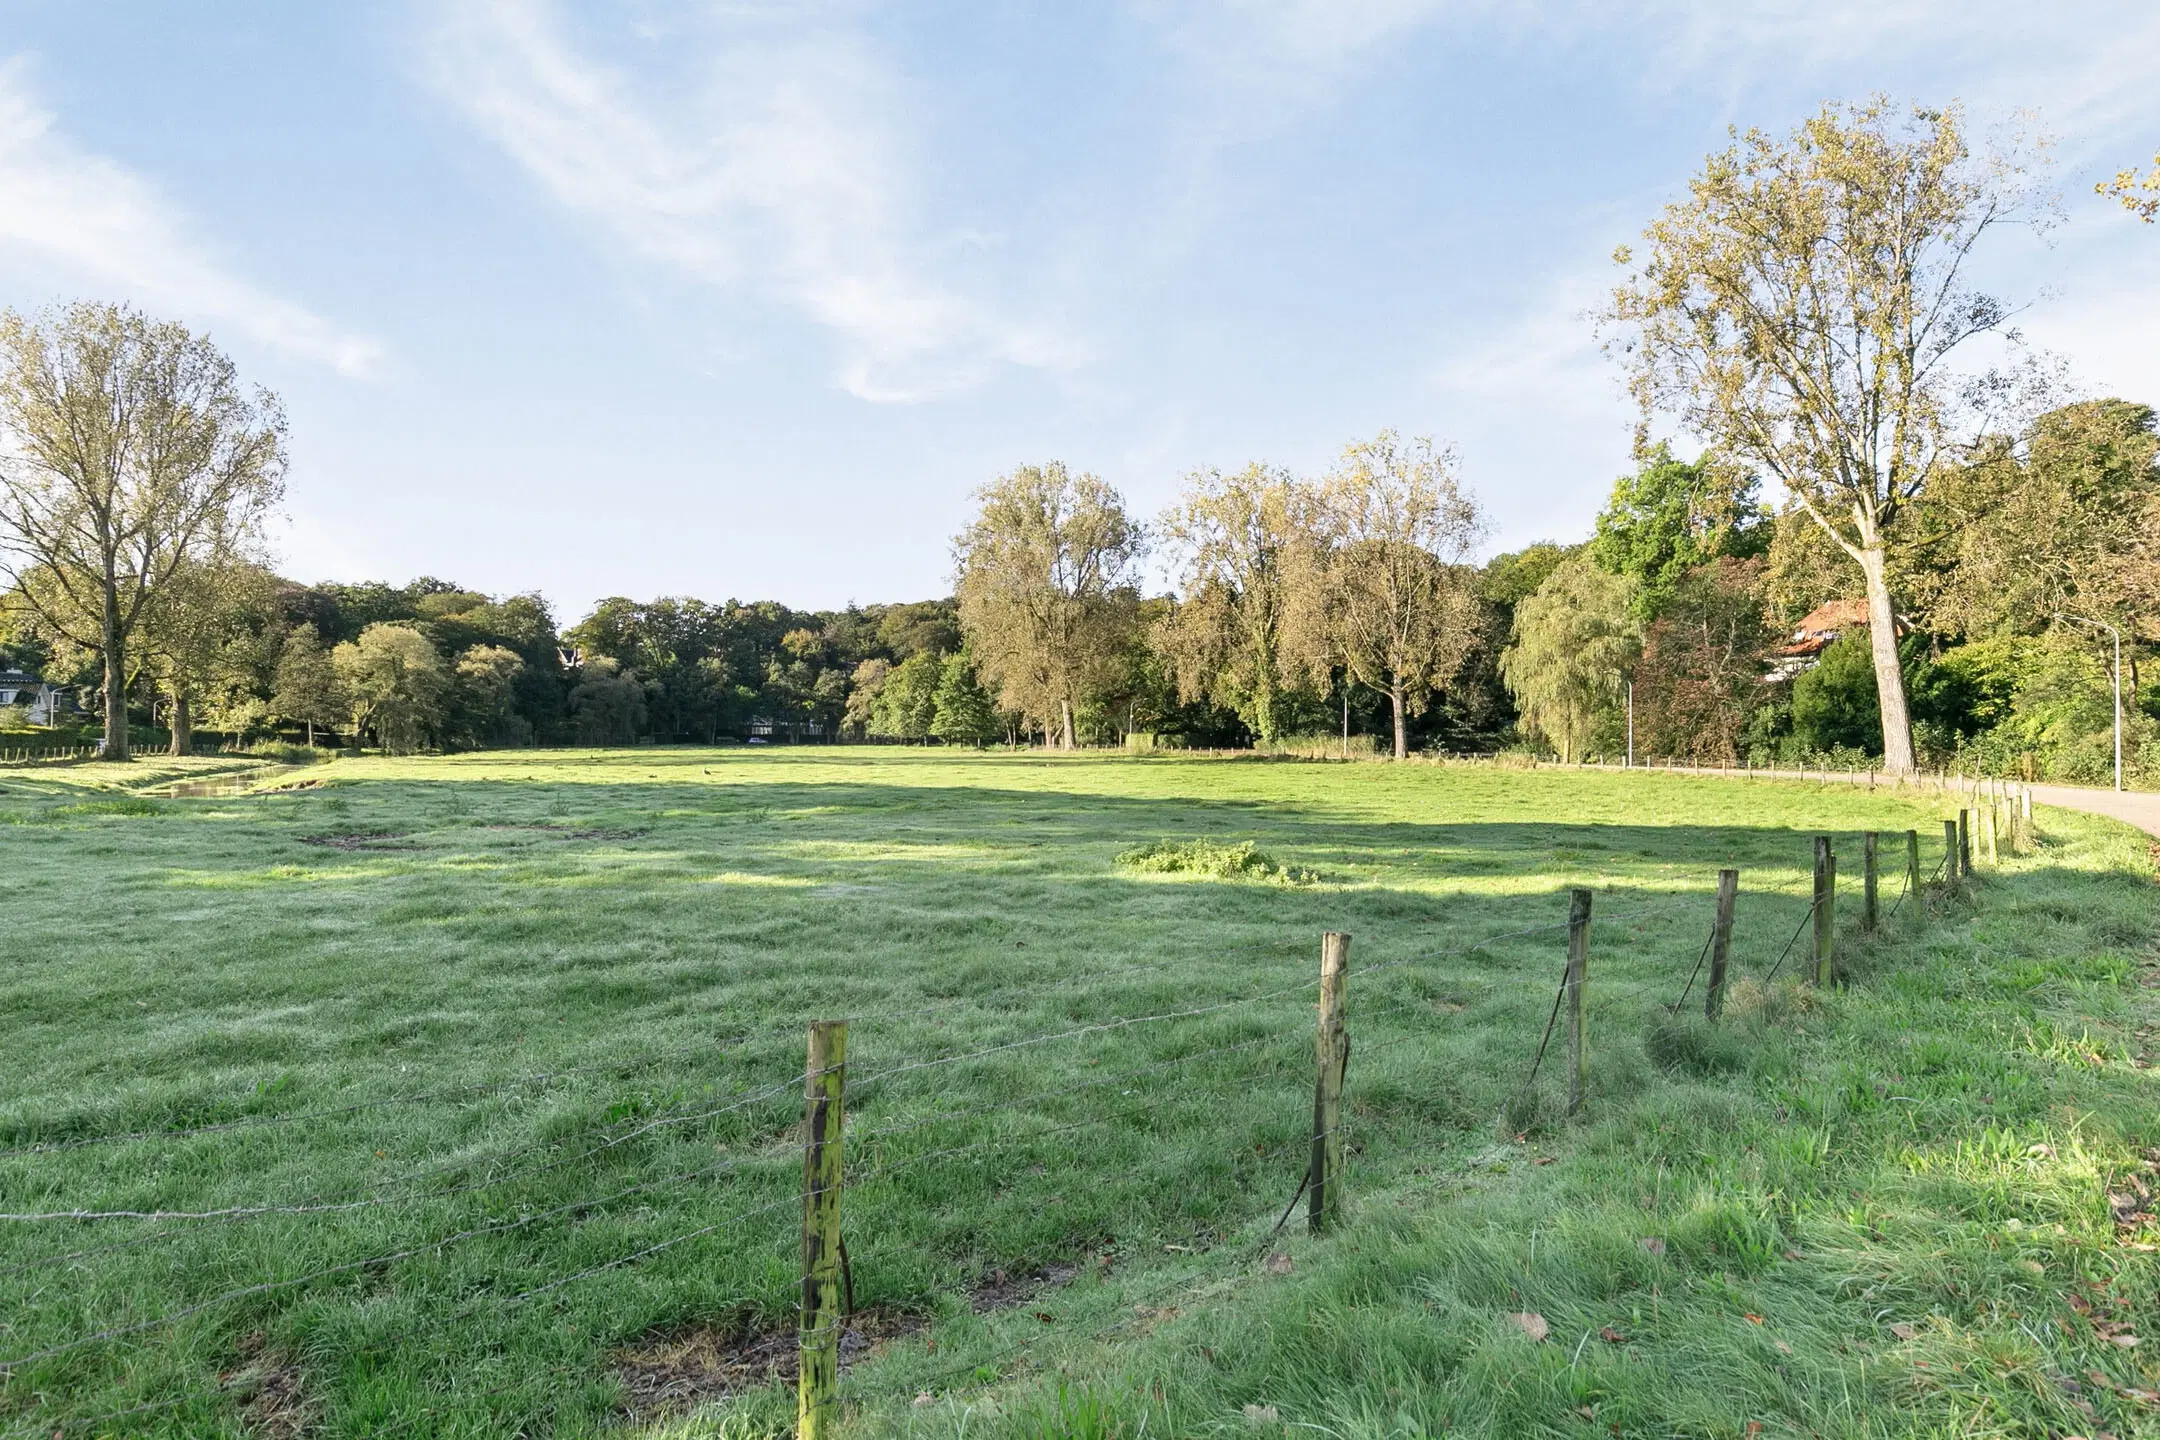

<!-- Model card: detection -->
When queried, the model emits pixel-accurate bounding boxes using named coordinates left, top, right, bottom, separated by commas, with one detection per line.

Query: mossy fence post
left=1812, top=836, right=1835, bottom=985
left=1958, top=809, right=1972, bottom=876
left=1862, top=831, right=1880, bottom=931
left=1565, top=889, right=1591, bottom=1116
left=1705, top=868, right=1739, bottom=1021
left=1905, top=830, right=1921, bottom=916
left=1309, top=932, right=1351, bottom=1234
left=799, top=1020, right=848, bottom=1440
left=1943, top=819, right=1960, bottom=885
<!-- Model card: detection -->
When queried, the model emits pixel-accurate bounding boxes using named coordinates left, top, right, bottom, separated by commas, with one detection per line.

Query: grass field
left=0, top=749, right=2156, bottom=1438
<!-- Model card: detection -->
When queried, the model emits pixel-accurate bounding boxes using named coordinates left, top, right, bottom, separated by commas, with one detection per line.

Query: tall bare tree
left=1604, top=99, right=2044, bottom=774
left=954, top=462, right=1144, bottom=749
left=0, top=303, right=286, bottom=759
left=1155, top=463, right=1313, bottom=742
left=1289, top=432, right=1485, bottom=759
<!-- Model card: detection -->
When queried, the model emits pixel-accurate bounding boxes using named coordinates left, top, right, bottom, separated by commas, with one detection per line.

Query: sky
left=0, top=1, right=2155, bottom=624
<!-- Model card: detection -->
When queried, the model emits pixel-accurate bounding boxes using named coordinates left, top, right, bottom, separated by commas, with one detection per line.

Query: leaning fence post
left=1958, top=809, right=1972, bottom=876
left=1863, top=831, right=1880, bottom=931
left=1905, top=830, right=1921, bottom=917
left=799, top=1020, right=848, bottom=1440
left=1565, top=889, right=1591, bottom=1115
left=1705, top=869, right=1739, bottom=1022
left=1309, top=932, right=1351, bottom=1233
left=1812, top=837, right=1835, bottom=985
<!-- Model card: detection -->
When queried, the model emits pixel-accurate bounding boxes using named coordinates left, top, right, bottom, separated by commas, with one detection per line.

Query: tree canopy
left=1605, top=98, right=2043, bottom=774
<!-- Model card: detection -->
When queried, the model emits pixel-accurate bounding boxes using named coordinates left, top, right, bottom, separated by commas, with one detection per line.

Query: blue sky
left=1, top=2, right=2155, bottom=621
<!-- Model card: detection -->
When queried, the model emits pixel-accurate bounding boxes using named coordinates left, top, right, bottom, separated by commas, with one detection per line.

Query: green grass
left=0, top=749, right=2153, bottom=1438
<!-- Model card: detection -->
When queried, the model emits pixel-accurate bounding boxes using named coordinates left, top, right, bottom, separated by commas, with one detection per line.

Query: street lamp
left=2059, top=614, right=2124, bottom=793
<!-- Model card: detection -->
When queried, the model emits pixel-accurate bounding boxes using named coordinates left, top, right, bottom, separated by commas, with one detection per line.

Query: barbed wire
left=1759, top=896, right=1823, bottom=986
left=0, top=1144, right=805, bottom=1373
left=0, top=938, right=1312, bottom=1162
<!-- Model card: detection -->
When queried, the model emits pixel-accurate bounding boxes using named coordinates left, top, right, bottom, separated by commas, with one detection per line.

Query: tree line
left=0, top=101, right=2154, bottom=778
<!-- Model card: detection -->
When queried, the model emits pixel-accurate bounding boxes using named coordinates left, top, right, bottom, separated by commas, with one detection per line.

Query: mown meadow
left=0, top=750, right=2154, bottom=1437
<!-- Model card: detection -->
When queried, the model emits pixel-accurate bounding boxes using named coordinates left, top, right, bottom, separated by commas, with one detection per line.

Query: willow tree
left=1604, top=99, right=2042, bottom=774
left=0, top=304, right=286, bottom=759
left=1155, top=463, right=1313, bottom=742
left=953, top=462, right=1143, bottom=749
left=1499, top=556, right=1640, bottom=763
left=1289, top=433, right=1484, bottom=760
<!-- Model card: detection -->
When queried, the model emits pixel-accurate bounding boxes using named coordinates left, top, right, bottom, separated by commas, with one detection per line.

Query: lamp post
left=2060, top=615, right=2124, bottom=793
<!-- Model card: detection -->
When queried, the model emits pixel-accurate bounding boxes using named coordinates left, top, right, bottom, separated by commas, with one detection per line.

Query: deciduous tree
left=1605, top=98, right=2044, bottom=774
left=138, top=557, right=274, bottom=754
left=273, top=623, right=344, bottom=747
left=1155, top=464, right=1313, bottom=741
left=0, top=303, right=285, bottom=759
left=1633, top=558, right=1772, bottom=763
left=1499, top=556, right=1639, bottom=762
left=2100, top=151, right=2159, bottom=222
left=1591, top=444, right=1766, bottom=618
left=334, top=623, right=448, bottom=754
left=930, top=653, right=1000, bottom=746
left=1288, top=433, right=1484, bottom=759
left=1920, top=400, right=2160, bottom=644
left=954, top=463, right=1144, bottom=749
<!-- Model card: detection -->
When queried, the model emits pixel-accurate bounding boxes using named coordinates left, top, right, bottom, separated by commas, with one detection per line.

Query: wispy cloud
left=427, top=0, right=1073, bottom=403
left=0, top=58, right=381, bottom=377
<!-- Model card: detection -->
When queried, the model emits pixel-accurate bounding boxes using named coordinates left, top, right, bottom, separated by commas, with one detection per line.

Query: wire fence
left=0, top=814, right=2010, bottom=1437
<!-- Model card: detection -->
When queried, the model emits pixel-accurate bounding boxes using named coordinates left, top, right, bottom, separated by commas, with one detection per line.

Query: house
left=0, top=667, right=67, bottom=725
left=1767, top=600, right=1885, bottom=681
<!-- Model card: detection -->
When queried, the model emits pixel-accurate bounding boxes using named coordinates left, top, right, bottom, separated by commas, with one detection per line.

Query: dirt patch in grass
left=612, top=1309, right=923, bottom=1420
left=968, top=1262, right=1079, bottom=1312
left=223, top=1332, right=314, bottom=1438
left=297, top=831, right=416, bottom=851
left=484, top=824, right=646, bottom=841
left=611, top=1270, right=1077, bottom=1419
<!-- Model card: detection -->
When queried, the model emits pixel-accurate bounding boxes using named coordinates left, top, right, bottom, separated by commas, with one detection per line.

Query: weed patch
left=1115, top=838, right=1315, bottom=884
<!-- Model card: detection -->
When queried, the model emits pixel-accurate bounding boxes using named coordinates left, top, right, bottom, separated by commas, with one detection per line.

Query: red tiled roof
left=1792, top=599, right=1871, bottom=635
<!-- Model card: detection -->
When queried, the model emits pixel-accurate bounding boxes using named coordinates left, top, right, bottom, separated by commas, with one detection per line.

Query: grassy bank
left=0, top=750, right=2151, bottom=1437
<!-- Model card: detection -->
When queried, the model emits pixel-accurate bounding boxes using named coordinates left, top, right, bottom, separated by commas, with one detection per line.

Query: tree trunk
left=168, top=685, right=192, bottom=757
left=1389, top=681, right=1407, bottom=760
left=100, top=584, right=129, bottom=762
left=305, top=719, right=315, bottom=748
left=1856, top=545, right=1916, bottom=774
left=1059, top=698, right=1076, bottom=751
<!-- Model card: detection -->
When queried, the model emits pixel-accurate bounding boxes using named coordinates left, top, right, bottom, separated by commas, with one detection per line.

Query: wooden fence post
left=1958, top=810, right=1972, bottom=876
left=1905, top=830, right=1921, bottom=918
left=1982, top=801, right=1998, bottom=866
left=1812, top=836, right=1834, bottom=986
left=1565, top=889, right=1591, bottom=1116
left=1705, top=869, right=1739, bottom=1022
left=1943, top=819, right=1960, bottom=885
left=1862, top=831, right=1879, bottom=931
left=1309, top=932, right=1351, bottom=1233
left=799, top=1020, right=848, bottom=1440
